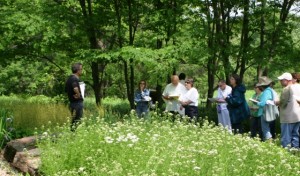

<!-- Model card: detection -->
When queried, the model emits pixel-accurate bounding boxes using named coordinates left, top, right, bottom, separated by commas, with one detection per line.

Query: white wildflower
left=104, top=136, right=114, bottom=143
left=193, top=166, right=201, bottom=170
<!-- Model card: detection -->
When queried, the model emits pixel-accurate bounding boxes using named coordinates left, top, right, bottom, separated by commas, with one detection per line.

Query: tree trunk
left=239, top=0, right=250, bottom=81
left=205, top=0, right=218, bottom=108
left=79, top=0, right=105, bottom=105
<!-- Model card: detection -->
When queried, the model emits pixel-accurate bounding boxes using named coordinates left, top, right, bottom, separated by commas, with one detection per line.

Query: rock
left=3, top=136, right=36, bottom=162
left=3, top=136, right=41, bottom=176
left=11, top=148, right=41, bottom=176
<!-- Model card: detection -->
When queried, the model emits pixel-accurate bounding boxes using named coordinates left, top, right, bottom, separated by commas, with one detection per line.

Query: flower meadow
left=37, top=113, right=300, bottom=176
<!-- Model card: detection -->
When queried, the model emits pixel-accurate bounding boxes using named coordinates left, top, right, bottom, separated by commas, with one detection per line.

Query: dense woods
left=1, top=0, right=300, bottom=108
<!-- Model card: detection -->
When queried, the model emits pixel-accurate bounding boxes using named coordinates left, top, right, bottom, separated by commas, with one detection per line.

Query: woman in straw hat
left=254, top=76, right=276, bottom=141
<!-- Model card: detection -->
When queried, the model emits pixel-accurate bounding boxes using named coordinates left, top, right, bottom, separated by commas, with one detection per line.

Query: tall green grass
left=0, top=95, right=131, bottom=138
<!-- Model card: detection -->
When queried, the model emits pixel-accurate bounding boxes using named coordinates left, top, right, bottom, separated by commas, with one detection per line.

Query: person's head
left=185, top=79, right=194, bottom=89
left=171, top=75, right=179, bottom=86
left=269, top=81, right=276, bottom=88
left=71, top=63, right=83, bottom=76
left=291, top=72, right=300, bottom=84
left=229, top=74, right=241, bottom=87
left=256, top=76, right=272, bottom=88
left=178, top=73, right=186, bottom=80
left=138, top=80, right=147, bottom=90
left=254, top=84, right=263, bottom=94
left=278, top=72, right=293, bottom=87
left=218, top=80, right=226, bottom=90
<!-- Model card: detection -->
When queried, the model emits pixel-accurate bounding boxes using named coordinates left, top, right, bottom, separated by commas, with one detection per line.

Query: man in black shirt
left=65, top=63, right=84, bottom=130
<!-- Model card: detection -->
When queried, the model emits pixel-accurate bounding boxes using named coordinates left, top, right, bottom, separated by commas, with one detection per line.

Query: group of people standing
left=134, top=72, right=300, bottom=149
left=65, top=63, right=300, bottom=149
left=216, top=72, right=300, bottom=149
left=134, top=74, right=200, bottom=119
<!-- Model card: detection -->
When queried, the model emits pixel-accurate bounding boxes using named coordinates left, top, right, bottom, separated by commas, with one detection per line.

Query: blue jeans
left=69, top=101, right=83, bottom=130
left=136, top=102, right=149, bottom=118
left=261, top=115, right=272, bottom=140
left=281, top=122, right=300, bottom=148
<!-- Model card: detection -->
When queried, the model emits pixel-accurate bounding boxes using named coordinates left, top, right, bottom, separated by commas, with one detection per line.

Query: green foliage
left=37, top=116, right=300, bottom=175
left=1, top=0, right=300, bottom=103
left=0, top=60, right=67, bottom=96
left=0, top=108, right=13, bottom=148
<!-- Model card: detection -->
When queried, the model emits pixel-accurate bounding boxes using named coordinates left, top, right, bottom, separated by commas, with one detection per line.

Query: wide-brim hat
left=256, top=76, right=272, bottom=86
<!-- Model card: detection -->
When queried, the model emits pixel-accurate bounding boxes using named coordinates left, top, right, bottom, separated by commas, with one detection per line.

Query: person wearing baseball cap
left=277, top=72, right=300, bottom=149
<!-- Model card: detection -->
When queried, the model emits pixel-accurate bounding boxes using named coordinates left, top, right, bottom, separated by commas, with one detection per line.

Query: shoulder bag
left=264, top=90, right=279, bottom=122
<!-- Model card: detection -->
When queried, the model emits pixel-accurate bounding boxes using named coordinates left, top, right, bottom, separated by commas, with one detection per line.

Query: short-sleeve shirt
left=162, top=83, right=187, bottom=112
left=65, top=75, right=83, bottom=103
left=180, top=87, right=199, bottom=106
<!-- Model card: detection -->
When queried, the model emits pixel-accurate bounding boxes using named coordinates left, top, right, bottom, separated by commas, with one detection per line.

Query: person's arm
left=216, top=89, right=225, bottom=103
left=162, top=85, right=174, bottom=101
left=72, top=82, right=81, bottom=99
left=134, top=90, right=141, bottom=102
left=249, top=94, right=259, bottom=110
left=180, top=100, right=193, bottom=106
left=180, top=89, right=198, bottom=105
left=225, top=90, right=243, bottom=107
left=257, top=90, right=272, bottom=107
left=144, top=89, right=150, bottom=97
left=280, top=87, right=290, bottom=108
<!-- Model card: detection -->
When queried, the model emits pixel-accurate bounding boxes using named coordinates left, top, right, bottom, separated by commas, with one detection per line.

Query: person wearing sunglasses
left=179, top=79, right=199, bottom=120
left=134, top=80, right=151, bottom=118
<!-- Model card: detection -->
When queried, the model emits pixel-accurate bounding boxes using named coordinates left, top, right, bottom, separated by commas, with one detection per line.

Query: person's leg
left=237, top=123, right=243, bottom=134
left=250, top=117, right=256, bottom=138
left=136, top=103, right=143, bottom=117
left=222, top=109, right=231, bottom=131
left=185, top=106, right=192, bottom=119
left=291, top=122, right=300, bottom=148
left=141, top=103, right=149, bottom=118
left=232, top=123, right=242, bottom=134
left=189, top=106, right=198, bottom=122
left=281, top=123, right=292, bottom=148
left=261, top=115, right=272, bottom=141
left=70, top=102, right=83, bottom=131
left=217, top=111, right=223, bottom=126
left=257, top=116, right=263, bottom=140
left=269, top=120, right=276, bottom=139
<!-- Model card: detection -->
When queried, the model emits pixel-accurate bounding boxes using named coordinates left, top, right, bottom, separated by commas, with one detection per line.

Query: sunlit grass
left=0, top=95, right=130, bottom=137
left=37, top=114, right=300, bottom=176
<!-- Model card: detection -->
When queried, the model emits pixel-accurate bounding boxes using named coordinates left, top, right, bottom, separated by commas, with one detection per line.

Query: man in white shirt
left=216, top=80, right=232, bottom=130
left=162, top=75, right=187, bottom=115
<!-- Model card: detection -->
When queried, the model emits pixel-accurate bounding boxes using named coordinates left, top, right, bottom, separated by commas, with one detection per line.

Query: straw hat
left=256, top=76, right=272, bottom=86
